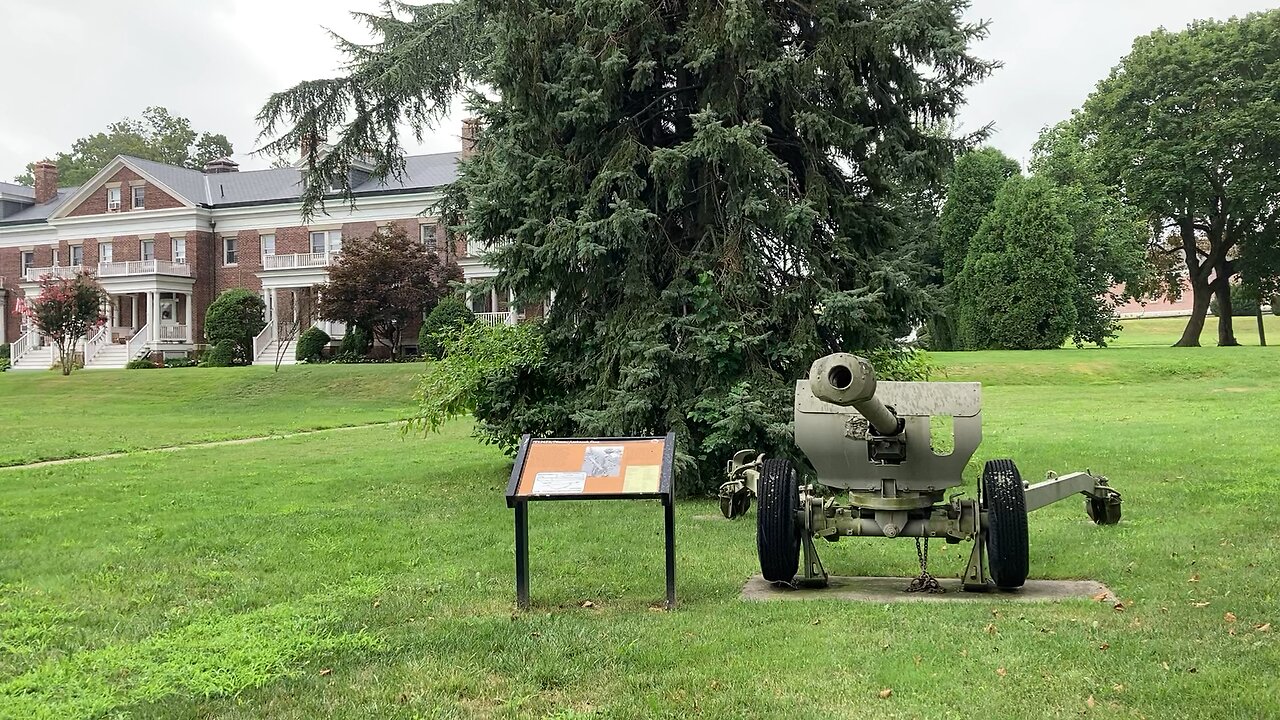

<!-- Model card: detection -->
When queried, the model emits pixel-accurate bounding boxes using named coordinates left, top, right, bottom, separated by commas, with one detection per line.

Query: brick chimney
left=461, top=118, right=481, bottom=158
left=34, top=160, right=58, bottom=204
left=204, top=157, right=240, bottom=174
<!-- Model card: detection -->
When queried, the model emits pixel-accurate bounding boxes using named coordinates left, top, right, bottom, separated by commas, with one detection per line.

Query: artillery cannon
left=719, top=353, right=1122, bottom=591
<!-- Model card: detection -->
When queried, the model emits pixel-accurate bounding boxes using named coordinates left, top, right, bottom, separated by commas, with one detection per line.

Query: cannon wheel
left=757, top=458, right=800, bottom=583
left=983, top=459, right=1028, bottom=590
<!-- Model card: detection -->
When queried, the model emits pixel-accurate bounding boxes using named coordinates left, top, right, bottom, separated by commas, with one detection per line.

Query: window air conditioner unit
left=107, top=201, right=121, bottom=212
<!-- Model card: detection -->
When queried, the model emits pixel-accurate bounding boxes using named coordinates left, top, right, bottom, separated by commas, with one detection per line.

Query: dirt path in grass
left=1, top=421, right=406, bottom=471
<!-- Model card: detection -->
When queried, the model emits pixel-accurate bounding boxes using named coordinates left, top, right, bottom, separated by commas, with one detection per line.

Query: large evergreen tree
left=954, top=176, right=1077, bottom=350
left=259, top=0, right=995, bottom=489
left=1079, top=10, right=1280, bottom=347
left=930, top=147, right=1020, bottom=349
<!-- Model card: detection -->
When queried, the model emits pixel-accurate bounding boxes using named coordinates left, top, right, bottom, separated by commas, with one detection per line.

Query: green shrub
left=205, top=289, right=266, bottom=364
left=865, top=346, right=941, bottom=381
left=418, top=298, right=475, bottom=359
left=203, top=339, right=238, bottom=367
left=338, top=325, right=373, bottom=359
left=1209, top=283, right=1261, bottom=317
left=0, top=357, right=9, bottom=372
left=296, top=327, right=331, bottom=362
left=0, top=343, right=9, bottom=360
left=126, top=358, right=159, bottom=369
left=955, top=176, right=1078, bottom=350
left=164, top=358, right=197, bottom=368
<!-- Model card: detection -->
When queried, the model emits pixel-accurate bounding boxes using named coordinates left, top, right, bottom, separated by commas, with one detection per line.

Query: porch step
left=86, top=342, right=138, bottom=370
left=253, top=340, right=299, bottom=366
left=8, top=347, right=56, bottom=371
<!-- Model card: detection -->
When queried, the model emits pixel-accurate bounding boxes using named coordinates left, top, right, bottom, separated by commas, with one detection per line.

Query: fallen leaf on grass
left=1192, top=602, right=1210, bottom=608
left=1255, top=623, right=1271, bottom=632
left=1188, top=574, right=1200, bottom=583
left=1086, top=695, right=1096, bottom=709
left=319, top=668, right=333, bottom=677
left=1091, top=591, right=1109, bottom=602
left=373, top=600, right=381, bottom=608
left=1112, top=684, right=1125, bottom=692
left=1161, top=661, right=1170, bottom=670
left=1224, top=612, right=1237, bottom=623
left=879, top=688, right=893, bottom=699
left=1113, top=602, right=1125, bottom=613
left=996, top=667, right=1007, bottom=677
left=984, top=623, right=997, bottom=635
left=1098, top=642, right=1110, bottom=650
left=581, top=600, right=595, bottom=608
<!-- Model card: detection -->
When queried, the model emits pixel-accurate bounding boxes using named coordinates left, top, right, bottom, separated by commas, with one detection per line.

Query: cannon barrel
left=807, top=353, right=901, bottom=436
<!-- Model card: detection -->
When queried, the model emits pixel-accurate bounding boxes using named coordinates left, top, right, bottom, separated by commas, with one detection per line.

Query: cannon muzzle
left=808, top=353, right=901, bottom=436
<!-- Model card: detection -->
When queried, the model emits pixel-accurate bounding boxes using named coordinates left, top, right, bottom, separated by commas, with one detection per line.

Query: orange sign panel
left=507, top=436, right=674, bottom=501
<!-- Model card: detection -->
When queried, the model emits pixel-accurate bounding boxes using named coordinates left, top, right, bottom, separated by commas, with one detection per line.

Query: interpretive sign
left=505, top=433, right=677, bottom=609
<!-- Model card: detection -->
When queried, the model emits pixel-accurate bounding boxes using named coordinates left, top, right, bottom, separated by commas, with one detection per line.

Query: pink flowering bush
left=25, top=272, right=107, bottom=375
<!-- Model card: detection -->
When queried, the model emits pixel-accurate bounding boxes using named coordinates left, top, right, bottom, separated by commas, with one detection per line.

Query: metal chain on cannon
left=906, top=537, right=945, bottom=594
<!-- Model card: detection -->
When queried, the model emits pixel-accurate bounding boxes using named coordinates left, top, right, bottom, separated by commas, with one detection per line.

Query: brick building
left=0, top=139, right=516, bottom=369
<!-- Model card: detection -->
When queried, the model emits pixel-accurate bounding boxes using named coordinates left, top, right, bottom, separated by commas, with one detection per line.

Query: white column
left=507, top=289, right=518, bottom=325
left=148, top=291, right=160, bottom=343
left=131, top=295, right=138, bottom=331
left=269, top=288, right=279, bottom=331
left=184, top=292, right=193, bottom=342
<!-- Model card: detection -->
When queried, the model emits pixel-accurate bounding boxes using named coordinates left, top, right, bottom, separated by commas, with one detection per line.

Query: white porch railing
left=475, top=311, right=517, bottom=326
left=158, top=324, right=190, bottom=342
left=11, top=328, right=41, bottom=363
left=97, top=260, right=191, bottom=277
left=23, top=265, right=82, bottom=282
left=262, top=252, right=332, bottom=271
left=84, top=325, right=110, bottom=364
left=126, top=324, right=150, bottom=361
left=252, top=321, right=276, bottom=360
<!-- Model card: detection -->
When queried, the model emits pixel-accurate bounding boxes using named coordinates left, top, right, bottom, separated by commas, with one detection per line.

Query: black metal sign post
left=506, top=433, right=677, bottom=611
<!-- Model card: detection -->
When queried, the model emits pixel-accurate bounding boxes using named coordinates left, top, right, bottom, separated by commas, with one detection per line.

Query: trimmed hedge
left=205, top=289, right=266, bottom=364
left=126, top=358, right=159, bottom=370
left=419, top=298, right=476, bottom=359
left=203, top=339, right=238, bottom=367
left=338, top=325, right=373, bottom=359
left=296, top=327, right=331, bottom=362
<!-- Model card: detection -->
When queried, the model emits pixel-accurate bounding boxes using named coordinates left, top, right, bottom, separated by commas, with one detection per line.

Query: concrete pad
left=741, top=575, right=1115, bottom=603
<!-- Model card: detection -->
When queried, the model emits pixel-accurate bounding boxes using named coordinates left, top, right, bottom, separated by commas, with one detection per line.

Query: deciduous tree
left=1079, top=11, right=1280, bottom=347
left=15, top=107, right=234, bottom=187
left=317, top=227, right=462, bottom=356
left=26, top=273, right=107, bottom=376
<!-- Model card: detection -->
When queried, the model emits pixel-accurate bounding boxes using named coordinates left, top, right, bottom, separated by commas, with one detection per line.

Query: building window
left=310, top=230, right=340, bottom=255
left=261, top=233, right=276, bottom=259
left=100, top=242, right=113, bottom=264
left=132, top=185, right=145, bottom=209
left=223, top=237, right=237, bottom=265
left=21, top=251, right=34, bottom=274
left=70, top=245, right=83, bottom=266
left=141, top=239, right=154, bottom=262
left=172, top=237, right=186, bottom=263
left=106, top=187, right=121, bottom=211
left=309, top=231, right=327, bottom=255
left=420, top=223, right=437, bottom=250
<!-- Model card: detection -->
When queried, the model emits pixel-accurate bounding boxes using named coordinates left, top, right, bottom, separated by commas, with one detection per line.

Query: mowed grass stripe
left=0, top=363, right=423, bottom=467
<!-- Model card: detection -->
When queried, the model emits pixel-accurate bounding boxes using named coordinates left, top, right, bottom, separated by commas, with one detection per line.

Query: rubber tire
left=756, top=458, right=800, bottom=583
left=983, top=459, right=1029, bottom=590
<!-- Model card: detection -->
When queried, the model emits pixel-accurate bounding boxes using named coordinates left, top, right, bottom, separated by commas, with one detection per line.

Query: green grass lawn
left=1107, top=313, right=1279, bottom=347
left=0, top=321, right=1277, bottom=718
left=0, top=364, right=422, bottom=466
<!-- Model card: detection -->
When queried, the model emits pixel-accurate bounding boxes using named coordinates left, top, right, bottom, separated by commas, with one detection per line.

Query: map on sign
left=506, top=435, right=674, bottom=502
left=531, top=472, right=586, bottom=495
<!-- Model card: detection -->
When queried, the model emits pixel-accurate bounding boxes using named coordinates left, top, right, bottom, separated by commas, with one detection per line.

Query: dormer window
left=132, top=185, right=145, bottom=209
left=106, top=187, right=121, bottom=211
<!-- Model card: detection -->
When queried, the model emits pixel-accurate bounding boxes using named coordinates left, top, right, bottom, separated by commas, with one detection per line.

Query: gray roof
left=0, top=186, right=82, bottom=224
left=0, top=181, right=35, bottom=200
left=0, top=152, right=459, bottom=227
left=133, top=152, right=460, bottom=208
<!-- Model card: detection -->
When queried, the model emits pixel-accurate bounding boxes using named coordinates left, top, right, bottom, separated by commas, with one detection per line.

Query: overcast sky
left=1, top=0, right=1275, bottom=179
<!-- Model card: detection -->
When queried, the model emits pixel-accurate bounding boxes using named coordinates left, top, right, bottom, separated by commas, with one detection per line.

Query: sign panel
left=507, top=435, right=674, bottom=503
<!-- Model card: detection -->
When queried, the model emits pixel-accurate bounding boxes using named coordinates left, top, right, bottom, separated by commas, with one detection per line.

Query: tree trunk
left=1213, top=267, right=1239, bottom=347
left=1258, top=300, right=1268, bottom=347
left=1175, top=279, right=1211, bottom=347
